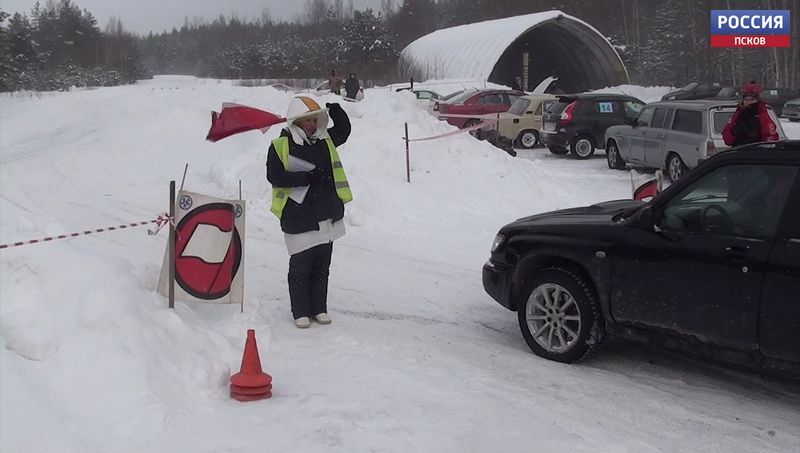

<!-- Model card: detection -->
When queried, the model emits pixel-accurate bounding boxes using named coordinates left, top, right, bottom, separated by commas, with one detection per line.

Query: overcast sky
left=2, top=0, right=386, bottom=34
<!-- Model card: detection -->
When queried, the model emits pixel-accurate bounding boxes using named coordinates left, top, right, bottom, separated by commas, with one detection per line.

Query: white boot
left=314, top=313, right=332, bottom=324
left=294, top=317, right=311, bottom=328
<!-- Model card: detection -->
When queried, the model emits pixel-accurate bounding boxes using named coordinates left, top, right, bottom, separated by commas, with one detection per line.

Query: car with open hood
left=483, top=141, right=800, bottom=376
left=487, top=94, right=558, bottom=149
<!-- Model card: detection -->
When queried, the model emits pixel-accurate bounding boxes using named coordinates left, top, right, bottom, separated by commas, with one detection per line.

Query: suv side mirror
left=637, top=205, right=654, bottom=228
left=640, top=205, right=681, bottom=241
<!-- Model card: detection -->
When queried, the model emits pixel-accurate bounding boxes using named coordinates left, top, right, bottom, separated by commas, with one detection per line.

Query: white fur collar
left=287, top=123, right=330, bottom=146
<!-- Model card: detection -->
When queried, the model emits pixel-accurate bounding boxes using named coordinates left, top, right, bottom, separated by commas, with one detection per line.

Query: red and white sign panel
left=158, top=190, right=245, bottom=304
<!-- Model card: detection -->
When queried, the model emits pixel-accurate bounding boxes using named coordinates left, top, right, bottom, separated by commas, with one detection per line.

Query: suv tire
left=517, top=130, right=539, bottom=149
left=547, top=145, right=569, bottom=155
left=666, top=153, right=688, bottom=181
left=570, top=135, right=596, bottom=159
left=517, top=267, right=603, bottom=363
left=606, top=139, right=626, bottom=170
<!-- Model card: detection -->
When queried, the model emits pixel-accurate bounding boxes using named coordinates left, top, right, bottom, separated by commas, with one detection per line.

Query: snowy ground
left=2, top=76, right=799, bottom=453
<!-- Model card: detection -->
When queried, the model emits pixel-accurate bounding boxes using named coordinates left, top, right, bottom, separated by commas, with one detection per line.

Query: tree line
left=2, top=0, right=797, bottom=92
left=1, top=0, right=150, bottom=92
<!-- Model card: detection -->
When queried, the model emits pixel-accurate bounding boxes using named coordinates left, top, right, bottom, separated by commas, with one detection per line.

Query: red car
left=435, top=89, right=525, bottom=128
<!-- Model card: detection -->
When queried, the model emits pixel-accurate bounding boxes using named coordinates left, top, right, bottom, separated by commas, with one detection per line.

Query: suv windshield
left=508, top=98, right=531, bottom=116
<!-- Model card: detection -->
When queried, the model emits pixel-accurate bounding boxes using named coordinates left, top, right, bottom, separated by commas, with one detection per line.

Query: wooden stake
left=168, top=180, right=176, bottom=309
left=405, top=122, right=411, bottom=183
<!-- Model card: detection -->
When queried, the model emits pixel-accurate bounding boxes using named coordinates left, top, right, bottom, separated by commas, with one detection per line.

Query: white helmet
left=285, top=96, right=329, bottom=130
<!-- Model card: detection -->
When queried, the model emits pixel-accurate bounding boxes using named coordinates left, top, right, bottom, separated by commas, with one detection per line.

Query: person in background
left=328, top=69, right=343, bottom=95
left=722, top=80, right=780, bottom=146
left=266, top=96, right=352, bottom=328
left=344, top=72, right=360, bottom=101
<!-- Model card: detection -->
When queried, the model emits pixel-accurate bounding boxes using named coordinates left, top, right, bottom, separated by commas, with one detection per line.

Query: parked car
left=396, top=88, right=442, bottom=107
left=540, top=93, right=645, bottom=159
left=783, top=98, right=800, bottom=122
left=310, top=80, right=364, bottom=100
left=662, top=82, right=726, bottom=101
left=486, top=94, right=557, bottom=149
left=436, top=89, right=525, bottom=129
left=268, top=82, right=296, bottom=92
left=605, top=100, right=787, bottom=181
left=483, top=141, right=800, bottom=375
left=427, top=89, right=467, bottom=117
left=716, top=87, right=799, bottom=117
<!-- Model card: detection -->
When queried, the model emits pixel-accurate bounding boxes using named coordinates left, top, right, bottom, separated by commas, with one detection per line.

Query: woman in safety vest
left=266, top=97, right=352, bottom=328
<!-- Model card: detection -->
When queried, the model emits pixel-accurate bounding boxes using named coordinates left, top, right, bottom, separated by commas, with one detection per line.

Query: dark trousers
left=288, top=242, right=333, bottom=319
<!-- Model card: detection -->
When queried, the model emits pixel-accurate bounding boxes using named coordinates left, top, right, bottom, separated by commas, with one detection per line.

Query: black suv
left=540, top=93, right=645, bottom=159
left=483, top=141, right=800, bottom=375
left=716, top=86, right=799, bottom=117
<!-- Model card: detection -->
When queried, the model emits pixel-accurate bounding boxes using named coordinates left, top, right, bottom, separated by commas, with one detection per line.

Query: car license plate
left=543, top=121, right=556, bottom=131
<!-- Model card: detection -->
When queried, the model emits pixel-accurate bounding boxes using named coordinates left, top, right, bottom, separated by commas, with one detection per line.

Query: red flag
left=206, top=103, right=286, bottom=142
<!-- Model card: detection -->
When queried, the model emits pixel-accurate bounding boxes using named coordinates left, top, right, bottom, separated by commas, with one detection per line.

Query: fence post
left=405, top=122, right=411, bottom=183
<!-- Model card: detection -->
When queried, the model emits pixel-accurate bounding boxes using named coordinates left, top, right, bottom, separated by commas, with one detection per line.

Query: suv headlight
left=491, top=234, right=505, bottom=253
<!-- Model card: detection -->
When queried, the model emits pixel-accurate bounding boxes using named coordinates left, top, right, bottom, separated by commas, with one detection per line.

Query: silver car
left=782, top=98, right=800, bottom=122
left=605, top=100, right=786, bottom=181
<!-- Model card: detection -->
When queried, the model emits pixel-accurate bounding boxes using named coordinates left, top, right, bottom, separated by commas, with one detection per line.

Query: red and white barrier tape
left=406, top=117, right=500, bottom=142
left=0, top=213, right=174, bottom=250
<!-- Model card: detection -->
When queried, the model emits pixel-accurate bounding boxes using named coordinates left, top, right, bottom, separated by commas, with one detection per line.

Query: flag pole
left=239, top=179, right=244, bottom=314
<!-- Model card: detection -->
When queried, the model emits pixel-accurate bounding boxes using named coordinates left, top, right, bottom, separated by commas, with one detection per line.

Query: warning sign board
left=158, top=190, right=245, bottom=304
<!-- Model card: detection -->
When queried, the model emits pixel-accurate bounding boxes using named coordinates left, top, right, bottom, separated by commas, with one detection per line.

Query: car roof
left=473, top=89, right=525, bottom=95
left=649, top=99, right=739, bottom=109
left=711, top=140, right=800, bottom=163
left=556, top=93, right=642, bottom=101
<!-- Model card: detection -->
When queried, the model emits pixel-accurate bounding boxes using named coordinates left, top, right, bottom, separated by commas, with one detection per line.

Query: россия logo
left=711, top=10, right=791, bottom=48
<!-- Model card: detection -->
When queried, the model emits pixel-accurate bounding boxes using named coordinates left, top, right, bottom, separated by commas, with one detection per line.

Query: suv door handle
left=724, top=245, right=751, bottom=259
left=657, top=132, right=666, bottom=138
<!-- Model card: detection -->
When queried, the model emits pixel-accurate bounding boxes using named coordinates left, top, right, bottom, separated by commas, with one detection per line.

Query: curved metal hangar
left=398, top=11, right=628, bottom=92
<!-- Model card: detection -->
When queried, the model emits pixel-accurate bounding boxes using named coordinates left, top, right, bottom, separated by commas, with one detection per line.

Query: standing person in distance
left=344, top=72, right=360, bottom=101
left=722, top=80, right=780, bottom=147
left=266, top=96, right=352, bottom=328
left=328, top=69, right=343, bottom=96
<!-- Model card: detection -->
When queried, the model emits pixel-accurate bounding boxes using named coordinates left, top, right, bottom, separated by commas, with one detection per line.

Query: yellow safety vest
left=270, top=136, right=352, bottom=219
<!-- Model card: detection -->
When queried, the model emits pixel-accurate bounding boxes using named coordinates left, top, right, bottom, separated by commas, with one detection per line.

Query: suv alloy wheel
left=666, top=153, right=688, bottom=181
left=518, top=267, right=603, bottom=363
left=606, top=139, right=625, bottom=170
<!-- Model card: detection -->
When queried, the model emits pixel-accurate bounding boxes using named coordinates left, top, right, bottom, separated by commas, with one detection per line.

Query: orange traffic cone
left=230, top=329, right=273, bottom=401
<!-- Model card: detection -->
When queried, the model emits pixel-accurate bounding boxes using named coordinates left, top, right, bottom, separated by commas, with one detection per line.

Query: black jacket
left=345, top=77, right=360, bottom=99
left=730, top=104, right=762, bottom=146
left=266, top=103, right=351, bottom=234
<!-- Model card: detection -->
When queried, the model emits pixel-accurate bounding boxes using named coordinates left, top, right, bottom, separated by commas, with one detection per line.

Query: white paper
left=287, top=155, right=316, bottom=203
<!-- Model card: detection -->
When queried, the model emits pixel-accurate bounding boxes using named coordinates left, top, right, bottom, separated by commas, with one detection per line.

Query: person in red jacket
left=722, top=80, right=780, bottom=146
